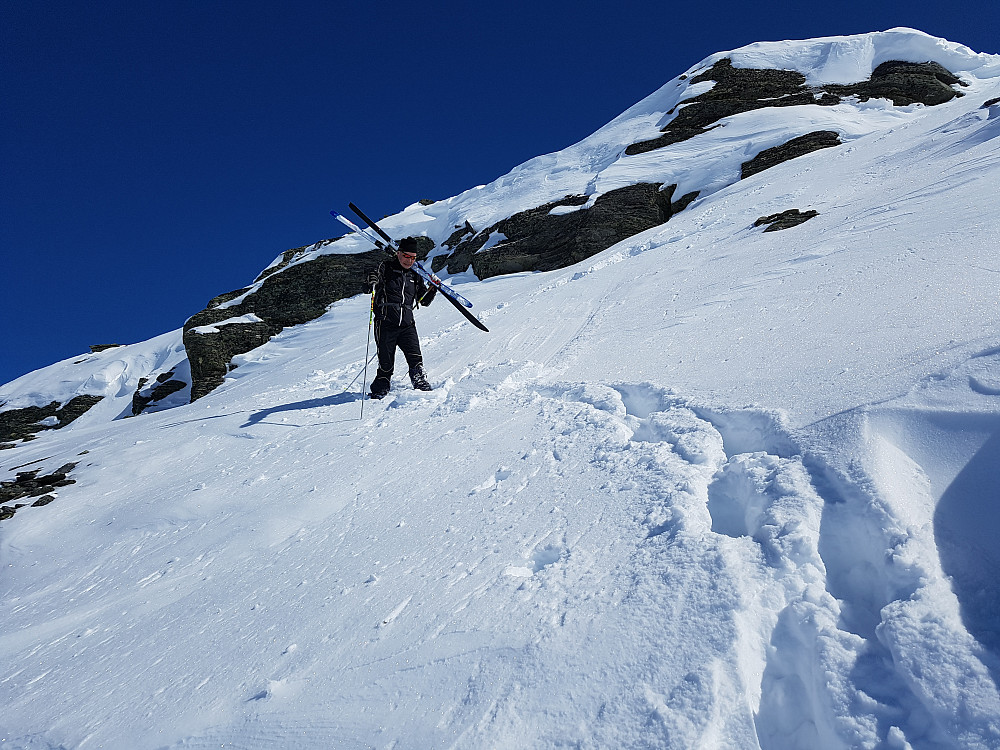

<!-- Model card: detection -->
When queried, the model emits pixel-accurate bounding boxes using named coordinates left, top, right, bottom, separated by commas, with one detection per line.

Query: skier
left=366, top=237, right=437, bottom=399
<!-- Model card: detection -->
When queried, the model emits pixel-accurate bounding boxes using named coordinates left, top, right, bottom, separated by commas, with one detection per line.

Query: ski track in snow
left=2, top=352, right=999, bottom=749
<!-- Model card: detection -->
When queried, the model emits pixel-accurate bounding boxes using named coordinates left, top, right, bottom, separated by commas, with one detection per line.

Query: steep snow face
left=2, top=30, right=1000, bottom=750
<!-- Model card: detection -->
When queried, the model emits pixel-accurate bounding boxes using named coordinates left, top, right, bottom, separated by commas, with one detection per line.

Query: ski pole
left=360, top=287, right=375, bottom=420
left=342, top=351, right=378, bottom=393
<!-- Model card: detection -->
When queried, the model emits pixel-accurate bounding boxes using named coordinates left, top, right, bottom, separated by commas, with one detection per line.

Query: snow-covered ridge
left=4, top=29, right=992, bottom=415
left=705, top=27, right=1000, bottom=84
left=606, top=27, right=1000, bottom=130
left=311, top=29, right=999, bottom=264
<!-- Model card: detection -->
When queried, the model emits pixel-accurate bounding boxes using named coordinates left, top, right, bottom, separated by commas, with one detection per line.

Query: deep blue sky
left=2, top=1, right=997, bottom=386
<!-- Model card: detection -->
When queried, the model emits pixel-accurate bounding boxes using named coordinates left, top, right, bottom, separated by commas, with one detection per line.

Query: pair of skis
left=331, top=204, right=489, bottom=332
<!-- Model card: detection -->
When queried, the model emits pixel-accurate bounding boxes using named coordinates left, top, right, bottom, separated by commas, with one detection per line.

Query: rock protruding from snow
left=0, top=396, right=103, bottom=449
left=741, top=130, right=843, bottom=179
left=435, top=183, right=697, bottom=278
left=0, top=462, right=78, bottom=520
left=754, top=208, right=820, bottom=232
left=626, top=58, right=965, bottom=156
left=183, top=248, right=387, bottom=400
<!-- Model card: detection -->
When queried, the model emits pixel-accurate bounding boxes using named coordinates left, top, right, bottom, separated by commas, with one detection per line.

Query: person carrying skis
left=366, top=237, right=437, bottom=399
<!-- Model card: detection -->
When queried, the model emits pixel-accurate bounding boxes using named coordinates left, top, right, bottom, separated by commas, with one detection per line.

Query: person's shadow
left=240, top=392, right=361, bottom=427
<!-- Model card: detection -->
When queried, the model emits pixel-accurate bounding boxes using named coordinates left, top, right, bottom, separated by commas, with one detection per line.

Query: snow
left=0, top=330, right=187, bottom=421
left=306, top=31, right=999, bottom=261
left=477, top=230, right=508, bottom=250
left=190, top=313, right=266, bottom=334
left=2, top=29, right=1000, bottom=750
left=719, top=28, right=1000, bottom=85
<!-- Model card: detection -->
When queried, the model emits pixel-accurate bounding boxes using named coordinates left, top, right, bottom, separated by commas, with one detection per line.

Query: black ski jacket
left=372, top=257, right=436, bottom=327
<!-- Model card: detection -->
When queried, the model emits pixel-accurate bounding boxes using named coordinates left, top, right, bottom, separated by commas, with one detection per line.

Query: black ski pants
left=373, top=320, right=423, bottom=381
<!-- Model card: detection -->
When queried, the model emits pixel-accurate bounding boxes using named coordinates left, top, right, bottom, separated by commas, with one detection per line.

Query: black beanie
left=397, top=237, right=419, bottom=254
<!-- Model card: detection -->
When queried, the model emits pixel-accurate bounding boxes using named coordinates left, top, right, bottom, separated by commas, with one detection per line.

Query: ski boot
left=409, top=365, right=433, bottom=392
left=369, top=370, right=391, bottom=400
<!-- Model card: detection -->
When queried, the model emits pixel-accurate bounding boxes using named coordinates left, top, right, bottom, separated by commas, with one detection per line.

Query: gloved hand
left=420, top=285, right=437, bottom=306
left=366, top=270, right=379, bottom=288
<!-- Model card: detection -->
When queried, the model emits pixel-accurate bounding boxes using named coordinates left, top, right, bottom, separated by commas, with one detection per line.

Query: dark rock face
left=253, top=237, right=342, bottom=283
left=131, top=372, right=188, bottom=416
left=849, top=61, right=965, bottom=106
left=742, top=131, right=843, bottom=179
left=255, top=248, right=306, bottom=283
left=185, top=320, right=277, bottom=402
left=432, top=222, right=477, bottom=273
left=89, top=344, right=122, bottom=353
left=438, top=183, right=698, bottom=279
left=754, top=209, right=819, bottom=232
left=0, top=395, right=104, bottom=448
left=626, top=59, right=964, bottom=156
left=0, top=462, right=77, bottom=520
left=184, top=238, right=435, bottom=400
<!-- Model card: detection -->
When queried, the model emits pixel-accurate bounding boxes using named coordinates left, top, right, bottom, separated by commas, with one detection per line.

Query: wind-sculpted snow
left=2, top=329, right=999, bottom=747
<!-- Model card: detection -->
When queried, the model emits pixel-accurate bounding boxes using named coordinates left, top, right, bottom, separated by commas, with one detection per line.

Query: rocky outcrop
left=0, top=395, right=104, bottom=449
left=184, top=318, right=276, bottom=402
left=626, top=59, right=964, bottom=156
left=131, top=372, right=188, bottom=416
left=849, top=60, right=965, bottom=106
left=0, top=463, right=78, bottom=521
left=431, top=222, right=478, bottom=273
left=627, top=60, right=823, bottom=156
left=253, top=237, right=341, bottom=283
left=741, top=131, right=842, bottom=179
left=183, top=238, right=434, bottom=401
left=754, top=209, right=819, bottom=232
left=437, top=183, right=698, bottom=279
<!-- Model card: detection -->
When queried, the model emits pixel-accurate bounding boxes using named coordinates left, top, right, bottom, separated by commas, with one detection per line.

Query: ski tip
left=329, top=210, right=340, bottom=218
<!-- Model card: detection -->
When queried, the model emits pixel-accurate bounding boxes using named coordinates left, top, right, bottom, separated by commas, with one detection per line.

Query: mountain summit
left=2, top=29, right=1000, bottom=750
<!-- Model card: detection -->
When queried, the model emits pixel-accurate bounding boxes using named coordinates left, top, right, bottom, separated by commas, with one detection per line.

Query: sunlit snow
left=2, top=29, right=999, bottom=750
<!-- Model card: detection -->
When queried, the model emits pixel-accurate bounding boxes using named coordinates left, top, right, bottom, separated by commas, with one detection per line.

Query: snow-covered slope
left=2, top=29, right=1000, bottom=750
left=316, top=28, right=999, bottom=258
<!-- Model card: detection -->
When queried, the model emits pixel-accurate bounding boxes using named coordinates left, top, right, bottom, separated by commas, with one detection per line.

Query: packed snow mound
left=0, top=331, right=186, bottom=411
left=2, top=29, right=1000, bottom=750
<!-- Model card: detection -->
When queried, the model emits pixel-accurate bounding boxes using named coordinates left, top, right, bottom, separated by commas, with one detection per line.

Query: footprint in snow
left=504, top=542, right=568, bottom=579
